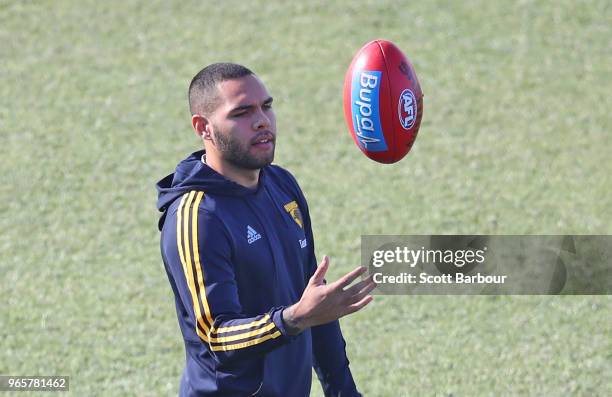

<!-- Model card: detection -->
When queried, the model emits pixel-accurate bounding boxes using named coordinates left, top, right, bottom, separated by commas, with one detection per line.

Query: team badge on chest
left=283, top=201, right=303, bottom=228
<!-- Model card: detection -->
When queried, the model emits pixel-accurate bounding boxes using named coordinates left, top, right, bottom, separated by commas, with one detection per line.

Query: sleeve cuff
left=272, top=306, right=300, bottom=341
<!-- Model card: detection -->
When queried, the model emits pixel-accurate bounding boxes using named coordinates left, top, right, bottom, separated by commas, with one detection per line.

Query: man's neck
left=203, top=154, right=260, bottom=189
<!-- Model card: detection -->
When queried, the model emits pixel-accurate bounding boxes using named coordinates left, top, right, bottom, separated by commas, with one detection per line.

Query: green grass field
left=1, top=0, right=611, bottom=395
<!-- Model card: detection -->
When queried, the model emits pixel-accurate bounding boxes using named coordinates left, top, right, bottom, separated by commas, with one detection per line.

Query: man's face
left=206, top=75, right=276, bottom=170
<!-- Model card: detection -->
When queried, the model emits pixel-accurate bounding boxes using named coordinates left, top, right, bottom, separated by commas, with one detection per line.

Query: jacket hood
left=156, top=150, right=265, bottom=229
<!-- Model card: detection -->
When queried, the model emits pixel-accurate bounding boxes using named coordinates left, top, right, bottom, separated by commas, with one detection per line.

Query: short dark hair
left=188, top=63, right=253, bottom=116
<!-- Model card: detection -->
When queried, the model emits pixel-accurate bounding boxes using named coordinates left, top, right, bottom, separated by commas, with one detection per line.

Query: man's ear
left=191, top=114, right=213, bottom=140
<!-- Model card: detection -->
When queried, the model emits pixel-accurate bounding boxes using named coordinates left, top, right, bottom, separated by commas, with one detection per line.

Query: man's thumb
left=311, top=255, right=329, bottom=284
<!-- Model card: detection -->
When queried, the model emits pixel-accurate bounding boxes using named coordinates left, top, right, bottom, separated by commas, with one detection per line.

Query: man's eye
left=232, top=111, right=246, bottom=117
left=263, top=103, right=273, bottom=110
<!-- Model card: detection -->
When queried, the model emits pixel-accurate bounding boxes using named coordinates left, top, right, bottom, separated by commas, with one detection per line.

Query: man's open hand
left=282, top=256, right=376, bottom=335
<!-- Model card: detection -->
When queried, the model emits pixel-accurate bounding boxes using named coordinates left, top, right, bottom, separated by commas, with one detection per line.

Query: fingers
left=302, top=262, right=376, bottom=326
left=310, top=255, right=330, bottom=285
left=346, top=295, right=373, bottom=314
left=341, top=274, right=376, bottom=315
left=332, top=266, right=368, bottom=290
left=342, top=274, right=375, bottom=295
left=349, top=279, right=377, bottom=303
left=341, top=278, right=376, bottom=308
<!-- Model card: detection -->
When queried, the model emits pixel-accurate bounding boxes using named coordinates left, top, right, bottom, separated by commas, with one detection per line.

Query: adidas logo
left=247, top=225, right=262, bottom=244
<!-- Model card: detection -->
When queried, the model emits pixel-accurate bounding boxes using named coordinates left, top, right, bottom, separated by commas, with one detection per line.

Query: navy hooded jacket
left=156, top=151, right=361, bottom=396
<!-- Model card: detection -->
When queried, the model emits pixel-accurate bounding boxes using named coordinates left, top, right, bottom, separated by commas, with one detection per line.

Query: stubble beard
left=213, top=128, right=275, bottom=170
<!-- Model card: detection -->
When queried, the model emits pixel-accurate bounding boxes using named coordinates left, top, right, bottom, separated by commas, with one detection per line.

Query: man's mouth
left=252, top=133, right=275, bottom=146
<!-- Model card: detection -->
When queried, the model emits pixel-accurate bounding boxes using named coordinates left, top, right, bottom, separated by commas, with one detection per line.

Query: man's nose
left=253, top=109, right=271, bottom=130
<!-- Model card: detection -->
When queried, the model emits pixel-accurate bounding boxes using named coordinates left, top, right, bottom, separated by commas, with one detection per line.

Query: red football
left=343, top=40, right=423, bottom=163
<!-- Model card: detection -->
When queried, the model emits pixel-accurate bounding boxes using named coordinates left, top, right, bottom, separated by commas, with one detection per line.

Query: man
left=156, top=63, right=375, bottom=396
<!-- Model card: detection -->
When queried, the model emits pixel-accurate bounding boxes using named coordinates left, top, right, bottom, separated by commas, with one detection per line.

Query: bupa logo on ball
left=398, top=88, right=417, bottom=130
left=351, top=70, right=388, bottom=152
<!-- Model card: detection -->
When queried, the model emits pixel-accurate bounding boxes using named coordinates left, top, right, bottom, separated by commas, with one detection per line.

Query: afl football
left=343, top=40, right=423, bottom=163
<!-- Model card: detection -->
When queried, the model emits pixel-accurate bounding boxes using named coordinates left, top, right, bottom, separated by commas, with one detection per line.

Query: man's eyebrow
left=229, top=97, right=274, bottom=113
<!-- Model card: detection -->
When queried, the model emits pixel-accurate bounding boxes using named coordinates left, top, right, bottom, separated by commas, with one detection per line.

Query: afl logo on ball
left=398, top=89, right=417, bottom=130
